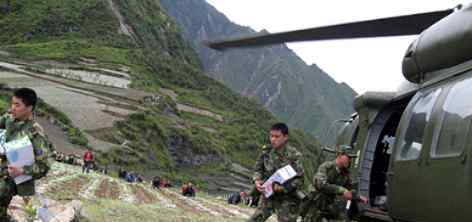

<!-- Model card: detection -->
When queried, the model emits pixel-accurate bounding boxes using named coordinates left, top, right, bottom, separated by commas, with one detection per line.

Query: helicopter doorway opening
left=369, top=110, right=402, bottom=211
left=360, top=100, right=408, bottom=214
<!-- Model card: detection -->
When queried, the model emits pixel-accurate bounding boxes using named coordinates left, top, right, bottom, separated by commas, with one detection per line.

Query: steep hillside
left=0, top=0, right=322, bottom=192
left=160, top=0, right=357, bottom=141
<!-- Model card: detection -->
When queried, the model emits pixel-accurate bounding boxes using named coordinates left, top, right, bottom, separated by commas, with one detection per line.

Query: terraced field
left=45, top=68, right=130, bottom=89
left=8, top=162, right=268, bottom=222
left=0, top=61, right=140, bottom=153
left=0, top=65, right=137, bottom=131
left=0, top=60, right=229, bottom=152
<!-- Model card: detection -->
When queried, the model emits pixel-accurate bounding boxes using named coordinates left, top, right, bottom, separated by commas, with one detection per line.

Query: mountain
left=160, top=0, right=357, bottom=141
left=0, top=0, right=321, bottom=192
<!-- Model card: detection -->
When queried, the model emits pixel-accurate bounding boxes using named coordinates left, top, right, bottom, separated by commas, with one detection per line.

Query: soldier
left=302, top=145, right=368, bottom=222
left=248, top=123, right=305, bottom=222
left=0, top=88, right=52, bottom=221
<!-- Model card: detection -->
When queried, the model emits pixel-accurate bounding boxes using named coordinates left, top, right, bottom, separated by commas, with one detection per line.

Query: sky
left=205, top=1, right=465, bottom=94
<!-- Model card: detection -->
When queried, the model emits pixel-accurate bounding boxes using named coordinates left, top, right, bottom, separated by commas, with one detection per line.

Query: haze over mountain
left=160, top=0, right=357, bottom=141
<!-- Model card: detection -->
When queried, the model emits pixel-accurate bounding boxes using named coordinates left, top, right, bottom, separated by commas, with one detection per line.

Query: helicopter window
left=433, top=79, right=472, bottom=157
left=396, top=88, right=442, bottom=161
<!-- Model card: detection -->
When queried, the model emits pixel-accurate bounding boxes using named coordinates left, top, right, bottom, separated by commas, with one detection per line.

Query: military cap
left=336, top=145, right=357, bottom=158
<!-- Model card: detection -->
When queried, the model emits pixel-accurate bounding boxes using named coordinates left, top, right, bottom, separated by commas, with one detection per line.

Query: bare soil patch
left=129, top=184, right=158, bottom=204
left=46, top=175, right=90, bottom=201
left=95, top=179, right=120, bottom=200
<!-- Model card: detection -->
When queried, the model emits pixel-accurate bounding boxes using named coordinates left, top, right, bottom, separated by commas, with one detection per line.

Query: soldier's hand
left=273, top=183, right=284, bottom=193
left=7, top=166, right=24, bottom=178
left=255, top=179, right=265, bottom=193
left=342, top=191, right=353, bottom=201
left=359, top=195, right=368, bottom=204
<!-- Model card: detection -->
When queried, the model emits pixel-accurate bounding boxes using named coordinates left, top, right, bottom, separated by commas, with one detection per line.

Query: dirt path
left=36, top=117, right=84, bottom=154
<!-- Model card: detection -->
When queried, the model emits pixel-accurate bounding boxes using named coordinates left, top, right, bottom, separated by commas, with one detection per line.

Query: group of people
left=181, top=182, right=197, bottom=197
left=53, top=151, right=81, bottom=165
left=118, top=168, right=144, bottom=183
left=247, top=123, right=368, bottom=222
left=152, top=176, right=197, bottom=197
left=151, top=176, right=173, bottom=189
left=54, top=149, right=108, bottom=175
left=227, top=191, right=259, bottom=208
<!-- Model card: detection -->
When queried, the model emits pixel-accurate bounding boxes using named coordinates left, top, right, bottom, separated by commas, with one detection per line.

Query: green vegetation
left=0, top=0, right=129, bottom=46
left=23, top=201, right=37, bottom=222
left=67, top=127, right=88, bottom=146
left=5, top=40, right=131, bottom=65
left=0, top=92, right=9, bottom=113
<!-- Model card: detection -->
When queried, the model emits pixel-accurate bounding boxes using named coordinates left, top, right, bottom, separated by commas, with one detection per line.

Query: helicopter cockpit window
left=396, top=88, right=442, bottom=161
left=433, top=78, right=472, bottom=157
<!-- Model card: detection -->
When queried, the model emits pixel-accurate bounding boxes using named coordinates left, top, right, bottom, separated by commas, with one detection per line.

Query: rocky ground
left=8, top=162, right=268, bottom=222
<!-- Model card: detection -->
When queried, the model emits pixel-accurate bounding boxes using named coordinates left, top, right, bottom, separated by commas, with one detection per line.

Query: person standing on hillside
left=0, top=88, right=52, bottom=221
left=82, top=148, right=94, bottom=173
left=248, top=123, right=306, bottom=222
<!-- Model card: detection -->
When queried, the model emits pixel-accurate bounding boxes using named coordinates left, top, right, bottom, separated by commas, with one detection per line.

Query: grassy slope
left=0, top=0, right=322, bottom=189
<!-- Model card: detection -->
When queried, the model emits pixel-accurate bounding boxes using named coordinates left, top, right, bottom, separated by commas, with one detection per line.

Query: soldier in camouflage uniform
left=248, top=123, right=305, bottom=222
left=0, top=88, right=52, bottom=220
left=302, top=145, right=367, bottom=222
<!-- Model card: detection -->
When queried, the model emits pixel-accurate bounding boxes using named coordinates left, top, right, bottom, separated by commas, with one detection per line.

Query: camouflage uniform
left=0, top=114, right=52, bottom=219
left=302, top=160, right=352, bottom=222
left=248, top=144, right=305, bottom=222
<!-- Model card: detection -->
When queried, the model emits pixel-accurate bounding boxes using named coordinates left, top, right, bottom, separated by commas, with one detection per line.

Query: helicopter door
left=387, top=87, right=443, bottom=221
left=419, top=77, right=472, bottom=222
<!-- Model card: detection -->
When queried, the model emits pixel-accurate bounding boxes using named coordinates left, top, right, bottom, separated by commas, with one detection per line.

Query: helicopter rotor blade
left=205, top=8, right=454, bottom=50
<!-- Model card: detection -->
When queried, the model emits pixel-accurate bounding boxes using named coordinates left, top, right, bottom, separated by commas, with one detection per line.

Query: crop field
left=9, top=162, right=276, bottom=222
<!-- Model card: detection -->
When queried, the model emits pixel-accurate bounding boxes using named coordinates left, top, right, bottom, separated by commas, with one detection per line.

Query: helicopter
left=205, top=3, right=472, bottom=222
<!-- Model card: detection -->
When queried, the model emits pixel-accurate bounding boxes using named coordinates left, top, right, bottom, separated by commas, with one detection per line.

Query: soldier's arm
left=345, top=174, right=353, bottom=190
left=281, top=152, right=304, bottom=194
left=252, top=150, right=267, bottom=182
left=0, top=113, right=8, bottom=129
left=313, top=162, right=348, bottom=195
left=23, top=133, right=51, bottom=179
